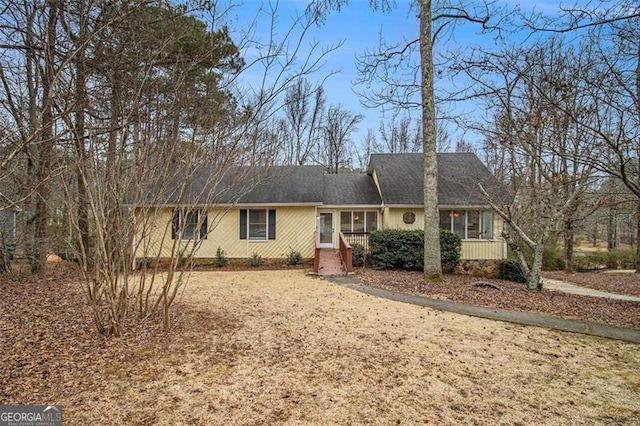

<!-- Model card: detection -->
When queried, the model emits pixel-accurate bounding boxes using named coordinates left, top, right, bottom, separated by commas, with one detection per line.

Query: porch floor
left=316, top=249, right=346, bottom=276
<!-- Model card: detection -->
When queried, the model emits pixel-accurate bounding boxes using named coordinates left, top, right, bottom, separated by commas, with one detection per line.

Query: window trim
left=172, top=208, right=207, bottom=241
left=340, top=210, right=378, bottom=233
left=240, top=209, right=276, bottom=241
left=439, top=209, right=494, bottom=240
left=402, top=211, right=416, bottom=225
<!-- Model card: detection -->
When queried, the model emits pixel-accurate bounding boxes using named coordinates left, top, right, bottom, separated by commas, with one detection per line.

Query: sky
left=224, top=0, right=587, bottom=152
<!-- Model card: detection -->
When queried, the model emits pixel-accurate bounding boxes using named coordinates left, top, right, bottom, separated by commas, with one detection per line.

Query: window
left=171, top=209, right=207, bottom=241
left=340, top=211, right=378, bottom=233
left=481, top=211, right=494, bottom=239
left=240, top=209, right=276, bottom=240
left=439, top=209, right=494, bottom=240
left=403, top=212, right=416, bottom=224
left=249, top=209, right=266, bottom=240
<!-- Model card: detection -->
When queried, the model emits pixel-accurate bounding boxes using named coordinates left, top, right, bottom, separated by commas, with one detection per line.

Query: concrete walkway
left=324, top=275, right=640, bottom=344
left=543, top=278, right=640, bottom=302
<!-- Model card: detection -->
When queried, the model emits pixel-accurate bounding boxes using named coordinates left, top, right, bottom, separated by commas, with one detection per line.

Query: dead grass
left=1, top=268, right=639, bottom=424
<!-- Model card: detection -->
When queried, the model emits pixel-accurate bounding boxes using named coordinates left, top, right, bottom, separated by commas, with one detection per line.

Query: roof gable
left=369, top=152, right=511, bottom=206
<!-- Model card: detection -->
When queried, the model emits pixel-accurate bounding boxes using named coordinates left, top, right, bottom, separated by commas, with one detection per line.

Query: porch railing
left=338, top=232, right=353, bottom=273
left=341, top=232, right=370, bottom=249
left=313, top=231, right=321, bottom=273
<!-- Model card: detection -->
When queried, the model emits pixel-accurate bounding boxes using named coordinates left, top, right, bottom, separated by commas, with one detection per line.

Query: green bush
left=286, top=247, right=304, bottom=265
left=575, top=248, right=637, bottom=270
left=572, top=256, right=593, bottom=272
left=369, top=229, right=423, bottom=270
left=498, top=259, right=526, bottom=283
left=351, top=243, right=367, bottom=267
left=542, top=246, right=565, bottom=271
left=215, top=247, right=228, bottom=267
left=440, top=230, right=462, bottom=273
left=368, top=229, right=461, bottom=272
left=247, top=252, right=263, bottom=267
left=609, top=248, right=636, bottom=269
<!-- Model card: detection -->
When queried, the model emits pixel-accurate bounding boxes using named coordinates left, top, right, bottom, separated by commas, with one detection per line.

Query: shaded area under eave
left=324, top=275, right=640, bottom=344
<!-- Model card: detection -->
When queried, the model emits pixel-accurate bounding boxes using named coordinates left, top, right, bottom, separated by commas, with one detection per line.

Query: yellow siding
left=381, top=207, right=505, bottom=260
left=134, top=208, right=176, bottom=260
left=460, top=218, right=505, bottom=260
left=135, top=206, right=317, bottom=260
left=383, top=208, right=424, bottom=230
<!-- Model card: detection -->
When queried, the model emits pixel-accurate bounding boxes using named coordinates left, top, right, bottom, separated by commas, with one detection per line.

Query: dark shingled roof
left=150, top=165, right=325, bottom=205
left=323, top=174, right=382, bottom=206
left=369, top=152, right=511, bottom=206
left=142, top=153, right=509, bottom=207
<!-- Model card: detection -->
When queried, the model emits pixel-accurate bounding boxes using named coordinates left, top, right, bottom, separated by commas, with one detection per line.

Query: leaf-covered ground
left=543, top=270, right=640, bottom=297
left=1, top=265, right=639, bottom=424
left=356, top=269, right=640, bottom=328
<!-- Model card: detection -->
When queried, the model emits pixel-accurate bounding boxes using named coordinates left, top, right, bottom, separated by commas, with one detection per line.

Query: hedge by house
left=368, top=229, right=461, bottom=272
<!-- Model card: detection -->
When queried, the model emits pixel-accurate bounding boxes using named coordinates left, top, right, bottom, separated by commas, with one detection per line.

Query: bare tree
left=321, top=104, right=362, bottom=173
left=470, top=37, right=599, bottom=288
left=281, top=78, right=326, bottom=165
left=377, top=115, right=421, bottom=153
left=0, top=0, right=343, bottom=336
left=520, top=2, right=640, bottom=271
left=338, top=0, right=497, bottom=279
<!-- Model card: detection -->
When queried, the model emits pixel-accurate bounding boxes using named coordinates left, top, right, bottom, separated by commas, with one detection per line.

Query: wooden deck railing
left=313, top=231, right=321, bottom=273
left=341, top=232, right=370, bottom=249
left=338, top=232, right=353, bottom=273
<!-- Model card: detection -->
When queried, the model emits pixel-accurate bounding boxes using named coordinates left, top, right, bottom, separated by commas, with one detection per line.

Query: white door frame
left=317, top=209, right=335, bottom=249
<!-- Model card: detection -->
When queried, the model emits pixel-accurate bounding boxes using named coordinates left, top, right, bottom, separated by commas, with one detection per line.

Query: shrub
left=286, top=247, right=304, bottom=265
left=247, top=252, right=263, bottom=267
left=440, top=230, right=462, bottom=273
left=609, top=248, right=636, bottom=269
left=215, top=247, right=228, bottom=267
left=572, top=256, right=592, bottom=272
left=369, top=229, right=423, bottom=270
left=368, top=229, right=461, bottom=272
left=498, top=259, right=526, bottom=283
left=577, top=248, right=636, bottom=270
left=351, top=243, right=367, bottom=267
left=542, top=246, right=565, bottom=271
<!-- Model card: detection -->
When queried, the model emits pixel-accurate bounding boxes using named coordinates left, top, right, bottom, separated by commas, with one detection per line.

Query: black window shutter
left=239, top=209, right=247, bottom=240
left=200, top=211, right=208, bottom=240
left=268, top=209, right=276, bottom=240
left=171, top=209, right=180, bottom=240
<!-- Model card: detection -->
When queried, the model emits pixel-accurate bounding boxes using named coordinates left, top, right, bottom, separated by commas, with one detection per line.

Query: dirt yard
left=1, top=268, right=639, bottom=424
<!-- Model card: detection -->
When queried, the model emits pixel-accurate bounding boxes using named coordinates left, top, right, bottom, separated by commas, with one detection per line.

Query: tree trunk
left=31, top=1, right=59, bottom=274
left=563, top=217, right=574, bottom=272
left=636, top=201, right=640, bottom=273
left=419, top=0, right=442, bottom=280
left=607, top=204, right=617, bottom=250
left=527, top=244, right=544, bottom=291
left=74, top=0, right=91, bottom=267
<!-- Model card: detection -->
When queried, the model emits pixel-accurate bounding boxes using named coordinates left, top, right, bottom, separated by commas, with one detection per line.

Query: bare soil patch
left=1, top=266, right=639, bottom=424
left=356, top=269, right=640, bottom=329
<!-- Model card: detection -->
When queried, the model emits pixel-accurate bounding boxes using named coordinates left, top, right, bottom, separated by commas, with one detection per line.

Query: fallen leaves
left=356, top=269, right=640, bottom=328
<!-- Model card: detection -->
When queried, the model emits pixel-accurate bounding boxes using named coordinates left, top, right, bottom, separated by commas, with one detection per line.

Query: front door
left=317, top=211, right=334, bottom=248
